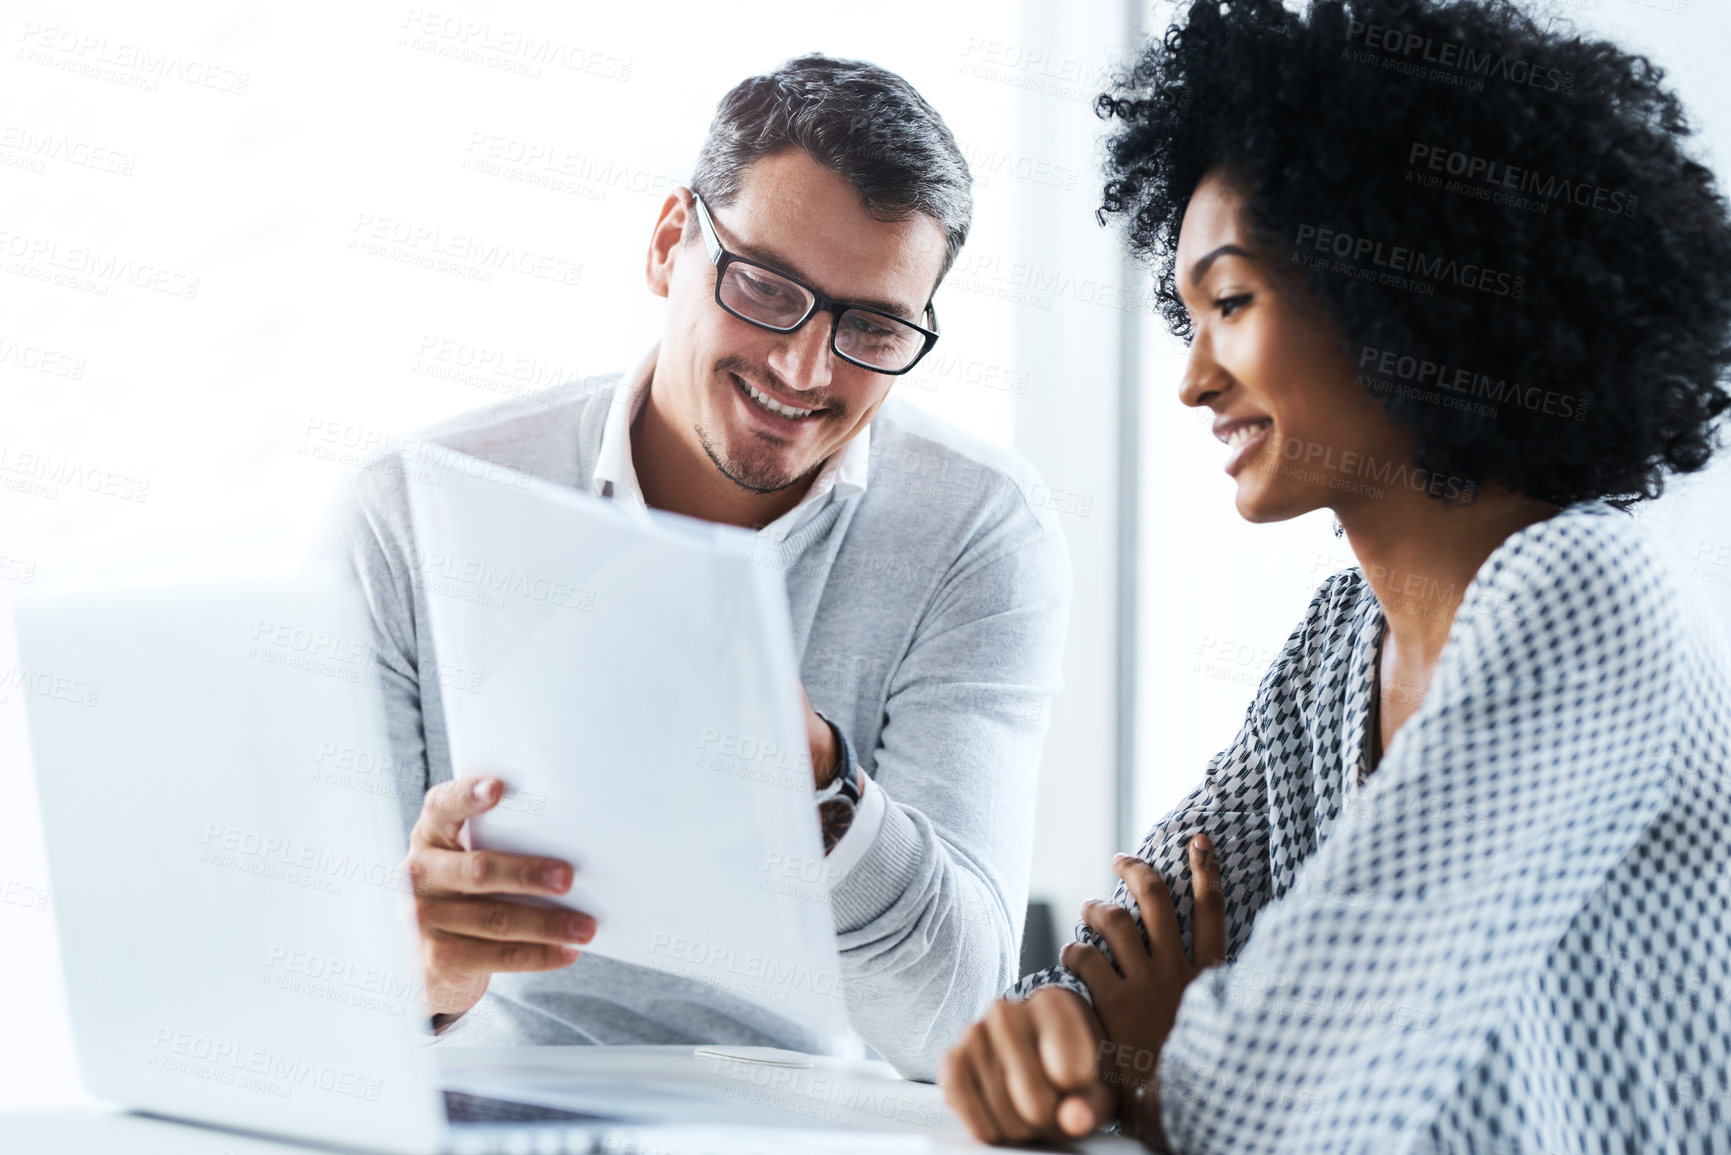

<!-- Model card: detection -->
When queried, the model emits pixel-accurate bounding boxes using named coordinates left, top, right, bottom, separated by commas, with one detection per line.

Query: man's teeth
left=1228, top=422, right=1271, bottom=448
left=743, top=379, right=814, bottom=419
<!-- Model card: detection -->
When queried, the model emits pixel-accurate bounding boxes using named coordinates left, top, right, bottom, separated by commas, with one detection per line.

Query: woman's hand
left=1063, top=833, right=1226, bottom=1144
left=939, top=986, right=1115, bottom=1145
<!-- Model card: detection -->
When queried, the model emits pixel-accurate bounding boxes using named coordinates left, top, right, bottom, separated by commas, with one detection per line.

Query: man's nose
left=766, top=314, right=835, bottom=393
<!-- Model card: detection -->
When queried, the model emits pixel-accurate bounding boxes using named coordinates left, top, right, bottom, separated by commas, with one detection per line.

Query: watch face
left=818, top=796, right=857, bottom=855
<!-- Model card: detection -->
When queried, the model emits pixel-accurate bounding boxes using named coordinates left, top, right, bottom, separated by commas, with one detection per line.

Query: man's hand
left=403, top=776, right=596, bottom=1021
left=939, top=986, right=1115, bottom=1145
left=799, top=685, right=839, bottom=790
left=1065, top=833, right=1227, bottom=1144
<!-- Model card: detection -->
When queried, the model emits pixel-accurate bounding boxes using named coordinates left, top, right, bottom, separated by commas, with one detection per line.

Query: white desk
left=2, top=1045, right=1143, bottom=1154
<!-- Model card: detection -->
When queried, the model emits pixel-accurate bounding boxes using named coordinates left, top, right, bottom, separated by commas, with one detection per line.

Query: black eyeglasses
left=690, top=190, right=940, bottom=375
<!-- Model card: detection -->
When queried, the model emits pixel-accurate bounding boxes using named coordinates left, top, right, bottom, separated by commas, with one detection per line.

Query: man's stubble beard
left=699, top=358, right=841, bottom=495
left=695, top=421, right=820, bottom=495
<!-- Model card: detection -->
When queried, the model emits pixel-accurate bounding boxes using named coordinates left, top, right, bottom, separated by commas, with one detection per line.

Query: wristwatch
left=813, top=714, right=863, bottom=855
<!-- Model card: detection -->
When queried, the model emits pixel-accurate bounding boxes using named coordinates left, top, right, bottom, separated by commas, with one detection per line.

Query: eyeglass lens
left=717, top=262, right=926, bottom=371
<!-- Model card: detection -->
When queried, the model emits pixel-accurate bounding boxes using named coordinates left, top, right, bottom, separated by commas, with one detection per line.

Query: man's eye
left=1214, top=294, right=1251, bottom=318
left=845, top=314, right=894, bottom=337
left=739, top=271, right=786, bottom=300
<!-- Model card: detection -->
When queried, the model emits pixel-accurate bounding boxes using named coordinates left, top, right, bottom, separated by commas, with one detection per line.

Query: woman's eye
left=1214, top=293, right=1251, bottom=318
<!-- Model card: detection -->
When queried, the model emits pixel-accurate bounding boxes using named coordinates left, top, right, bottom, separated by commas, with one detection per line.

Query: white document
left=405, top=452, right=848, bottom=1036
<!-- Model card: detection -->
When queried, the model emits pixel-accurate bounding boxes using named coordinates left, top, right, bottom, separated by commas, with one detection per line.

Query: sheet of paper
left=405, top=452, right=848, bottom=1036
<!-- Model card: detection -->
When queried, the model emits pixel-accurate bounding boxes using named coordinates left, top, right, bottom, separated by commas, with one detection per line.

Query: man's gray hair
left=689, top=53, right=973, bottom=289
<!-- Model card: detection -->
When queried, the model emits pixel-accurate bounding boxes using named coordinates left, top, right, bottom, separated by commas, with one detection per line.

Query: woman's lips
left=1221, top=419, right=1273, bottom=477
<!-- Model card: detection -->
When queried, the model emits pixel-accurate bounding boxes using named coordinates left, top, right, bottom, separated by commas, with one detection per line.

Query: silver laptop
left=16, top=575, right=679, bottom=1154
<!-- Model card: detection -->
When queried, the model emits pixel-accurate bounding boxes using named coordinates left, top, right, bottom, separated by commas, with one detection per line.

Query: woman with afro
left=941, top=0, right=1731, bottom=1150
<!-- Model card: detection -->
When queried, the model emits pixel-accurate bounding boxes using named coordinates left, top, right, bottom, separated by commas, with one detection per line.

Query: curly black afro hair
left=1099, top=0, right=1731, bottom=505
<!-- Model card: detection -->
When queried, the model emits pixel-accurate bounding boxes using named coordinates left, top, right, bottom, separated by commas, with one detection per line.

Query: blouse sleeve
left=1010, top=573, right=1355, bottom=1005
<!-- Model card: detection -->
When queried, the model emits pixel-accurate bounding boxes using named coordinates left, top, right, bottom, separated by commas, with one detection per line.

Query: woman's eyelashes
left=1213, top=292, right=1252, bottom=318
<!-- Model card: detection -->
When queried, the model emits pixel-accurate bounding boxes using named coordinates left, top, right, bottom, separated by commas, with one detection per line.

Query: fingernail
left=558, top=945, right=581, bottom=961
left=1112, top=853, right=1129, bottom=862
left=472, top=779, right=493, bottom=802
left=543, top=865, right=571, bottom=891
left=1193, top=832, right=1213, bottom=852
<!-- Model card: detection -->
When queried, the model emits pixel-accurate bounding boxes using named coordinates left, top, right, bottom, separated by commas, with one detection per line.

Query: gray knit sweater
left=314, top=373, right=1070, bottom=1081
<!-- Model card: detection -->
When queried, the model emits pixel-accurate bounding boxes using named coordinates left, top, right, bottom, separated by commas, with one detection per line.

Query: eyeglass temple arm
left=690, top=190, right=723, bottom=263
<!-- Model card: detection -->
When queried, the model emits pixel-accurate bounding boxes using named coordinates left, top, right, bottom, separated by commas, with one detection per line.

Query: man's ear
left=646, top=189, right=693, bottom=300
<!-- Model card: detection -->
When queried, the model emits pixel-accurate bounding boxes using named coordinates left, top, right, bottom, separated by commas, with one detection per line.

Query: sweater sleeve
left=309, top=465, right=436, bottom=848
left=825, top=508, right=1070, bottom=1082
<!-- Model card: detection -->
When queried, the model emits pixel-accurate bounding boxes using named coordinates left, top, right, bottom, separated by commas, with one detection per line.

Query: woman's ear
left=645, top=189, right=693, bottom=300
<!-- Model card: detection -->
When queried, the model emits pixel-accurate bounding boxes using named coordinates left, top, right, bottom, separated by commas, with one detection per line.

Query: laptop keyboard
left=444, top=1089, right=609, bottom=1153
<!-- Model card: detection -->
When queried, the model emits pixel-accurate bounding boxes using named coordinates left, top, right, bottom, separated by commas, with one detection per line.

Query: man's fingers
left=425, top=931, right=581, bottom=977
left=982, top=1000, right=1059, bottom=1131
left=1115, top=853, right=1183, bottom=964
left=419, top=895, right=596, bottom=946
left=1189, top=832, right=1228, bottom=968
left=412, top=777, right=505, bottom=849
left=410, top=844, right=574, bottom=898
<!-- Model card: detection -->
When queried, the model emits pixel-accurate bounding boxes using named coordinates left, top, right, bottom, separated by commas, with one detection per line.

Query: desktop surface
left=3, top=1045, right=1146, bottom=1153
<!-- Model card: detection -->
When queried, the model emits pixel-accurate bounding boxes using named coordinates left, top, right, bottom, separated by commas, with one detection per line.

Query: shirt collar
left=592, top=346, right=871, bottom=537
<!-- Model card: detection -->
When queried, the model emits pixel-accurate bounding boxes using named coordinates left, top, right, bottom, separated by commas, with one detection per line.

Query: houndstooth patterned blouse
left=1017, top=501, right=1731, bottom=1153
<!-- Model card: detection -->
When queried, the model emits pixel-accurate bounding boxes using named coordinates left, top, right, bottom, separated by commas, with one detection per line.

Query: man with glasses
left=321, top=54, right=1070, bottom=1081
